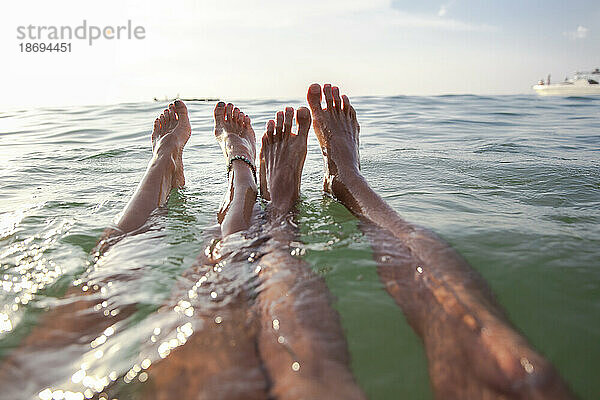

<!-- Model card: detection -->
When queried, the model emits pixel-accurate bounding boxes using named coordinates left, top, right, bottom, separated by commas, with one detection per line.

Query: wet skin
left=307, top=83, right=575, bottom=400
left=0, top=101, right=364, bottom=400
left=140, top=103, right=365, bottom=399
left=117, top=101, right=191, bottom=235
left=255, top=107, right=366, bottom=399
left=0, top=102, right=268, bottom=400
left=214, top=102, right=258, bottom=237
left=0, top=83, right=573, bottom=400
left=140, top=102, right=267, bottom=400
left=0, top=102, right=193, bottom=397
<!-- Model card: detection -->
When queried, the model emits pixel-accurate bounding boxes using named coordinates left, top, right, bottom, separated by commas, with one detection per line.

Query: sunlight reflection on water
left=0, top=95, right=598, bottom=399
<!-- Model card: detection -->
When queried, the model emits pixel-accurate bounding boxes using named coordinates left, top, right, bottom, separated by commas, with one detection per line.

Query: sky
left=2, top=0, right=599, bottom=107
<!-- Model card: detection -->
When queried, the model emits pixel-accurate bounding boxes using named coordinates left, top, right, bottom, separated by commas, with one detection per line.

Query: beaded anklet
left=227, top=155, right=257, bottom=183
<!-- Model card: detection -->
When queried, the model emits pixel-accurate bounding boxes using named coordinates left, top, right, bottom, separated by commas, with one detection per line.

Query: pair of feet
left=151, top=84, right=362, bottom=216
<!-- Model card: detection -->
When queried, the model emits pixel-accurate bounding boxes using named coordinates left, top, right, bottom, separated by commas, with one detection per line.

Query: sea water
left=0, top=95, right=598, bottom=399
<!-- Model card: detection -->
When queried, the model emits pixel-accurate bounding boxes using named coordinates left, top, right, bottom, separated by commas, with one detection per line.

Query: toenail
left=217, top=101, right=225, bottom=107
left=174, top=100, right=181, bottom=106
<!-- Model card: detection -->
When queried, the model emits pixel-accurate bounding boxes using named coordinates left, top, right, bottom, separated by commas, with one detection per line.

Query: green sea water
left=0, top=95, right=598, bottom=399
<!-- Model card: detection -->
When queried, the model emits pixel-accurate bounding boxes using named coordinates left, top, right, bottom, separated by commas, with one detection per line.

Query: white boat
left=533, top=68, right=600, bottom=96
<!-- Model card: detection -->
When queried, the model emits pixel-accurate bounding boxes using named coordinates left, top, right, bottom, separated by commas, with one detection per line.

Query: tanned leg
left=255, top=107, right=366, bottom=400
left=102, top=101, right=191, bottom=244
left=141, top=265, right=268, bottom=400
left=140, top=102, right=268, bottom=400
left=307, top=83, right=575, bottom=400
left=0, top=102, right=192, bottom=398
left=214, top=102, right=258, bottom=237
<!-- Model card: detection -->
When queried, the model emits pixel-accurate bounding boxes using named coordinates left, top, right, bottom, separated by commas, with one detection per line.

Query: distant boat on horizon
left=533, top=68, right=600, bottom=96
left=153, top=96, right=219, bottom=102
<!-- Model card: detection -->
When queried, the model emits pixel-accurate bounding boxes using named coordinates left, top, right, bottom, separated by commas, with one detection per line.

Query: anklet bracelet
left=227, top=155, right=257, bottom=183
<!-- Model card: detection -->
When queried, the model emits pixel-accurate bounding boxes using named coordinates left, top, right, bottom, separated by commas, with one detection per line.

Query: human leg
left=254, top=107, right=366, bottom=399
left=307, top=83, right=574, bottom=399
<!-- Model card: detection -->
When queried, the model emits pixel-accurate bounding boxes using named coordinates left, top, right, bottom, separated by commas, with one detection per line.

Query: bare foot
left=306, top=85, right=575, bottom=399
left=214, top=102, right=256, bottom=170
left=259, top=107, right=310, bottom=213
left=151, top=100, right=191, bottom=187
left=214, top=102, right=258, bottom=235
left=307, top=83, right=361, bottom=195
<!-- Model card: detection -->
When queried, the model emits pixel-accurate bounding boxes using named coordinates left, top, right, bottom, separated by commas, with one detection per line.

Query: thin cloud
left=389, top=10, right=496, bottom=32
left=387, top=1, right=494, bottom=32
left=170, top=0, right=494, bottom=33
left=564, top=25, right=589, bottom=40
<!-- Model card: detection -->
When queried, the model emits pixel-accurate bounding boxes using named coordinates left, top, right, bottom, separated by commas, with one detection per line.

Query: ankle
left=154, top=137, right=178, bottom=159
left=229, top=156, right=256, bottom=182
left=324, top=157, right=361, bottom=180
left=325, top=166, right=363, bottom=193
left=149, top=149, right=174, bottom=172
left=231, top=161, right=257, bottom=191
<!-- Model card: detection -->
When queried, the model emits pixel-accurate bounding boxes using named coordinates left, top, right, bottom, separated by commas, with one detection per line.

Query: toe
left=266, top=120, right=275, bottom=143
left=163, top=109, right=170, bottom=128
left=168, top=104, right=177, bottom=129
left=259, top=141, right=270, bottom=201
left=323, top=84, right=334, bottom=110
left=214, top=101, right=226, bottom=124
left=342, top=95, right=351, bottom=115
left=275, top=111, right=284, bottom=138
left=350, top=106, right=357, bottom=122
left=350, top=106, right=360, bottom=131
left=225, top=103, right=234, bottom=122
left=241, top=112, right=255, bottom=141
left=152, top=118, right=160, bottom=142
left=296, top=107, right=311, bottom=137
left=233, top=107, right=240, bottom=127
left=159, top=115, right=166, bottom=132
left=307, top=84, right=323, bottom=115
left=284, top=107, right=294, bottom=135
left=239, top=112, right=245, bottom=125
left=332, top=87, right=342, bottom=112
left=174, top=100, right=188, bottom=123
